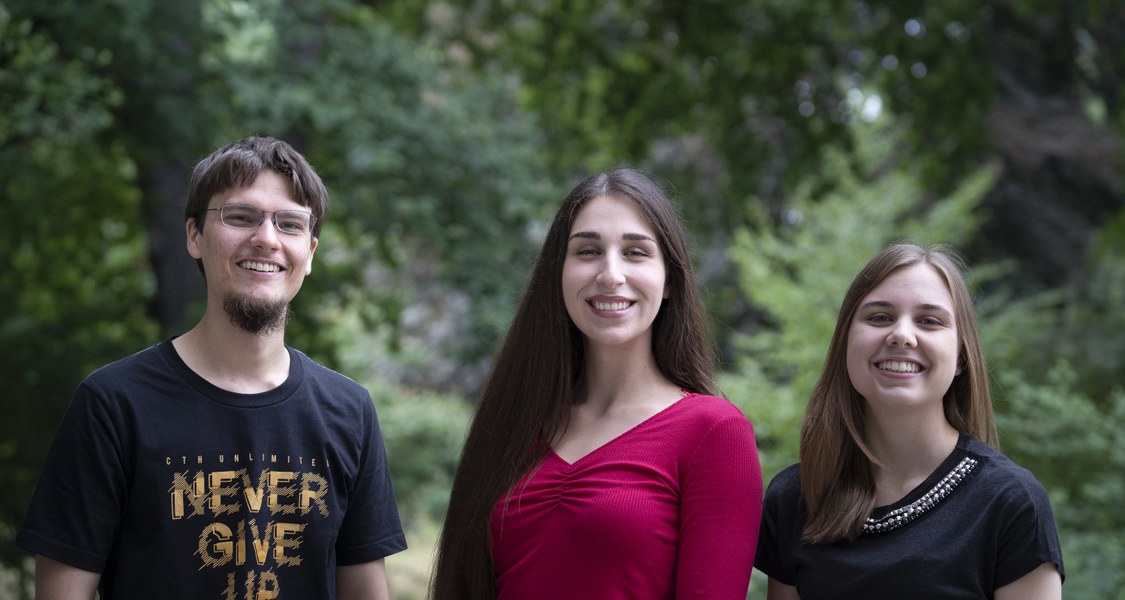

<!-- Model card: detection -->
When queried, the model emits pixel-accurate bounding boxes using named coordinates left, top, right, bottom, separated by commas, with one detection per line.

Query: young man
left=17, top=136, right=407, bottom=599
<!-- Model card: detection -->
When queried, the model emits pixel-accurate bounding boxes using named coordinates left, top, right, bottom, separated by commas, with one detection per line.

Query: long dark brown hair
left=429, top=168, right=718, bottom=599
left=799, top=242, right=998, bottom=544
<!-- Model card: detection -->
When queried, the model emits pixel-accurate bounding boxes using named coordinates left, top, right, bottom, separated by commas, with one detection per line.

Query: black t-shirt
left=755, top=434, right=1064, bottom=599
left=18, top=340, right=407, bottom=599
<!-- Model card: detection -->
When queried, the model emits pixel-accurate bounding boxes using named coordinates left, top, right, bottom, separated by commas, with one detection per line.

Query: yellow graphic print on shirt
left=166, top=452, right=332, bottom=599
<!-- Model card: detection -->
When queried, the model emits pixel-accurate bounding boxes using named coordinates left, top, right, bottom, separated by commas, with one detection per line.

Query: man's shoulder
left=290, top=347, right=370, bottom=395
left=83, top=342, right=166, bottom=385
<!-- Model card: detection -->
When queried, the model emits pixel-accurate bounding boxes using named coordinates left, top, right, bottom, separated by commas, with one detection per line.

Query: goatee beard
left=223, top=294, right=291, bottom=334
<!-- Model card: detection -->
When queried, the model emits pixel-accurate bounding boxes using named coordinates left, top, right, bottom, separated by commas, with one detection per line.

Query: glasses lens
left=220, top=205, right=262, bottom=229
left=275, top=211, right=313, bottom=235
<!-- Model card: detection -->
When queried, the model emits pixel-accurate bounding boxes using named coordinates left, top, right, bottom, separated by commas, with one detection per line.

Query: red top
left=490, top=394, right=763, bottom=599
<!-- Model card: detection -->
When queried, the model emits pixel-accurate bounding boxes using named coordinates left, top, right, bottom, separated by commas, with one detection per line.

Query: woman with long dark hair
left=431, top=168, right=763, bottom=599
left=756, top=242, right=1063, bottom=599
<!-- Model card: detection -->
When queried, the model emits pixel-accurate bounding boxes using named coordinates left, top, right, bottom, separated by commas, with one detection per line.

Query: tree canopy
left=1, top=0, right=1122, bottom=597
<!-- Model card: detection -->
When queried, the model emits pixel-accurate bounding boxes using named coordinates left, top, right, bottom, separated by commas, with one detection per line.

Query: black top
left=756, top=434, right=1063, bottom=599
left=18, top=339, right=407, bottom=599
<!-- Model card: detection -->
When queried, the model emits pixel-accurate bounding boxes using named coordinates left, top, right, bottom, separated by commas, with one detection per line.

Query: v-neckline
left=549, top=393, right=696, bottom=467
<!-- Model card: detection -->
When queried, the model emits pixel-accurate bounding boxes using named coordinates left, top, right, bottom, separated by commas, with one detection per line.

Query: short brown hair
left=185, top=136, right=328, bottom=238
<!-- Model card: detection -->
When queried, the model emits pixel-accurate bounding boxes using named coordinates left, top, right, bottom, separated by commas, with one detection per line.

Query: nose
left=886, top=320, right=917, bottom=348
left=249, top=216, right=281, bottom=249
left=596, top=255, right=625, bottom=287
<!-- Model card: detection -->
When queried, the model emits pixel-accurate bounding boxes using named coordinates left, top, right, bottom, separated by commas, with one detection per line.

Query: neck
left=579, top=342, right=678, bottom=414
left=173, top=310, right=291, bottom=394
left=866, top=409, right=960, bottom=505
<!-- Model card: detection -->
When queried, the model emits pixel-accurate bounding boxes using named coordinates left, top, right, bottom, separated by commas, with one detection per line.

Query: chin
left=223, top=294, right=292, bottom=334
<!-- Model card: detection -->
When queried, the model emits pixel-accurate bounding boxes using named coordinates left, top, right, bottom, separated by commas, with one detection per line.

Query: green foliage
left=727, top=124, right=993, bottom=598
left=0, top=5, right=119, bottom=142
left=196, top=0, right=560, bottom=371
left=724, top=124, right=994, bottom=480
left=2, top=0, right=1123, bottom=597
left=1059, top=216, right=1125, bottom=400
left=4, top=0, right=558, bottom=372
left=0, top=144, right=154, bottom=573
left=993, top=362, right=1125, bottom=597
left=375, top=384, right=472, bottom=525
left=726, top=124, right=1125, bottom=596
left=0, top=5, right=157, bottom=580
left=979, top=217, right=1125, bottom=597
left=0, top=153, right=155, bottom=569
left=319, top=307, right=472, bottom=525
left=853, top=2, right=998, bottom=191
left=385, top=0, right=861, bottom=219
left=0, top=0, right=553, bottom=583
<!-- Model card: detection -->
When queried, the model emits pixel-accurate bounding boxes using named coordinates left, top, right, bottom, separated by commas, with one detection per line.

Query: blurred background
left=1, top=0, right=1122, bottom=598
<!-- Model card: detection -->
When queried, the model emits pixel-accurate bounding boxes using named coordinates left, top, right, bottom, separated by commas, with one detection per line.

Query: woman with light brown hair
left=756, top=241, right=1063, bottom=599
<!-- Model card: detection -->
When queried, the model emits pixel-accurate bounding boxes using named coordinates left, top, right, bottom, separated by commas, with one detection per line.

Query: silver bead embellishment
left=862, top=457, right=979, bottom=535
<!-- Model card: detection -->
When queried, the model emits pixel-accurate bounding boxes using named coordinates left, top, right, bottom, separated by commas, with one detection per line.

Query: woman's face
left=561, top=195, right=668, bottom=352
left=845, top=263, right=960, bottom=414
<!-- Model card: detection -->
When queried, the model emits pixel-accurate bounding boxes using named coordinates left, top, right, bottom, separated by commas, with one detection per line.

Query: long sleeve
left=676, top=407, right=763, bottom=598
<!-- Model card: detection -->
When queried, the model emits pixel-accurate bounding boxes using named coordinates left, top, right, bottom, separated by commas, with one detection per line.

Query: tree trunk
left=142, top=160, right=204, bottom=334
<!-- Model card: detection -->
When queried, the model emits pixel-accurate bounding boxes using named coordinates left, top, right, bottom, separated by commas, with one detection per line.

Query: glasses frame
left=202, top=204, right=317, bottom=237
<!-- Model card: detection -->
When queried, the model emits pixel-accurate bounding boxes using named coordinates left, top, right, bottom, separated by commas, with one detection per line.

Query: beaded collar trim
left=862, top=456, right=979, bottom=535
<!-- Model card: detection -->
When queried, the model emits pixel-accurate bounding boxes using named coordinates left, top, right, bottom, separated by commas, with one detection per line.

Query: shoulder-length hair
left=798, top=241, right=997, bottom=544
left=430, top=168, right=718, bottom=599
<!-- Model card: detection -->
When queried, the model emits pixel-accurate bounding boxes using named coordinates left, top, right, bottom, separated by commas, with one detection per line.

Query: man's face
left=186, top=170, right=318, bottom=332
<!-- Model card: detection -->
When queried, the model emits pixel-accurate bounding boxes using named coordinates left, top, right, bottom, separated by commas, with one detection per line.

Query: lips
left=591, top=300, right=632, bottom=311
left=238, top=260, right=283, bottom=273
left=876, top=360, right=923, bottom=373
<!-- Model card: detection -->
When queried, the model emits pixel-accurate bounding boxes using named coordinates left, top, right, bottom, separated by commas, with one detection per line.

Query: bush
left=373, top=384, right=472, bottom=526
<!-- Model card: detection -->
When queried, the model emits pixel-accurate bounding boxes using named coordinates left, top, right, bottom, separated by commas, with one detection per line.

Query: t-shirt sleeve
left=16, top=382, right=130, bottom=573
left=993, top=472, right=1065, bottom=588
left=333, top=394, right=407, bottom=564
left=674, top=407, right=763, bottom=599
left=753, top=466, right=801, bottom=585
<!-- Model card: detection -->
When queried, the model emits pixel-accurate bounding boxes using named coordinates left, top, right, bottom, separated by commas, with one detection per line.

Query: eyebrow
left=858, top=300, right=954, bottom=320
left=568, top=231, right=657, bottom=242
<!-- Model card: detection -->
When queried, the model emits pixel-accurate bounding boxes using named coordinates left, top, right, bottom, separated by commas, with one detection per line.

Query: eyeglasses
left=203, top=204, right=317, bottom=236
